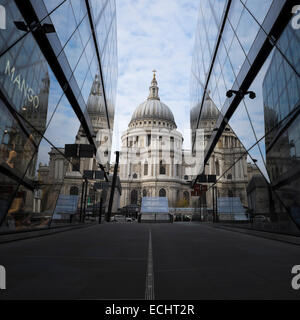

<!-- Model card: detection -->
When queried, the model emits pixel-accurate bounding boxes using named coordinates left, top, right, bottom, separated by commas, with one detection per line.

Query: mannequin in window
left=7, top=192, right=32, bottom=229
left=6, top=143, right=17, bottom=169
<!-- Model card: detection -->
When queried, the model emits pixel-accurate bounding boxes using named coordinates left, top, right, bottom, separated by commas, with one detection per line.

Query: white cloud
left=111, top=0, right=199, bottom=155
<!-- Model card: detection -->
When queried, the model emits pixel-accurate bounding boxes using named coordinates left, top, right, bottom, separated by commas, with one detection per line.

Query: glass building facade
left=0, top=0, right=117, bottom=232
left=190, top=0, right=300, bottom=234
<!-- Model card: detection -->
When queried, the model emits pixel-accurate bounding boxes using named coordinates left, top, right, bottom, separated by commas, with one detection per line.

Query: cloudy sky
left=111, top=0, right=199, bottom=152
left=35, top=0, right=271, bottom=181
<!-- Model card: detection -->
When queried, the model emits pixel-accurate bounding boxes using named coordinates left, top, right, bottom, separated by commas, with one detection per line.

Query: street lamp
left=14, top=21, right=55, bottom=33
left=226, top=89, right=256, bottom=99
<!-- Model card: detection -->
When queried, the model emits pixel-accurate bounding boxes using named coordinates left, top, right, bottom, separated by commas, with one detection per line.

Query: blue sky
left=112, top=0, right=199, bottom=152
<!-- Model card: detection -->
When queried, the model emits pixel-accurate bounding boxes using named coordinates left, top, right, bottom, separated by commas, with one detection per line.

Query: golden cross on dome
left=152, top=69, right=157, bottom=79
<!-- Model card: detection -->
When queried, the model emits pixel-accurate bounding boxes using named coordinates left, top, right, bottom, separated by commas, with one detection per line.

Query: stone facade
left=120, top=73, right=250, bottom=210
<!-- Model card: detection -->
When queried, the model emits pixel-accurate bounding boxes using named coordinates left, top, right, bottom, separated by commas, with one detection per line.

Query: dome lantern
left=148, top=69, right=160, bottom=100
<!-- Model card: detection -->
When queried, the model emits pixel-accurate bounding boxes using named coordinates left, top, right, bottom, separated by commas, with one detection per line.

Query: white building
left=120, top=72, right=250, bottom=210
left=120, top=72, right=201, bottom=208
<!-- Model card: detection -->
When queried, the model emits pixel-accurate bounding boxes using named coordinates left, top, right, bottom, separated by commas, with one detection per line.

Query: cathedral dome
left=190, top=92, right=219, bottom=129
left=131, top=100, right=175, bottom=124
left=200, top=93, right=219, bottom=120
left=87, top=74, right=113, bottom=117
left=129, top=72, right=176, bottom=128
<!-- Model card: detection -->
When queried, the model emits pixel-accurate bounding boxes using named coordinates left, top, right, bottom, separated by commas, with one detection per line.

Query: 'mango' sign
left=5, top=59, right=40, bottom=109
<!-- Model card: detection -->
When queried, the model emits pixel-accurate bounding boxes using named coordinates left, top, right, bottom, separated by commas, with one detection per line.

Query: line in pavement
left=0, top=255, right=147, bottom=261
left=145, top=229, right=155, bottom=300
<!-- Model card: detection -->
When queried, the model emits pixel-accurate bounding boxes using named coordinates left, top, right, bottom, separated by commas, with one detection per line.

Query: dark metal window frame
left=193, top=0, right=298, bottom=186
left=192, top=0, right=232, bottom=152
left=14, top=1, right=95, bottom=151
left=85, top=0, right=113, bottom=131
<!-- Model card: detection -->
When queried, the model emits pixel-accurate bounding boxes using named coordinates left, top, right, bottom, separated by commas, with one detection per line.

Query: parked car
left=114, top=215, right=125, bottom=222
left=183, top=214, right=192, bottom=221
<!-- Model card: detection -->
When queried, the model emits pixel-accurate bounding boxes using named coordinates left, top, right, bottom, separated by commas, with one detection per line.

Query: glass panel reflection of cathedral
left=0, top=0, right=117, bottom=232
left=190, top=0, right=300, bottom=234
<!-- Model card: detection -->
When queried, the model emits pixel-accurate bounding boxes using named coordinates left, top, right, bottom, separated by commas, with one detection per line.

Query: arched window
left=215, top=159, right=220, bottom=176
left=131, top=189, right=138, bottom=204
left=227, top=173, right=232, bottom=180
left=70, top=186, right=79, bottom=195
left=144, top=161, right=148, bottom=175
left=147, top=134, right=151, bottom=146
left=159, top=160, right=166, bottom=174
left=176, top=164, right=180, bottom=176
left=143, top=189, right=147, bottom=197
left=132, top=173, right=137, bottom=179
left=170, top=137, right=174, bottom=149
left=228, top=190, right=233, bottom=197
left=184, top=175, right=188, bottom=180
left=159, top=188, right=166, bottom=197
